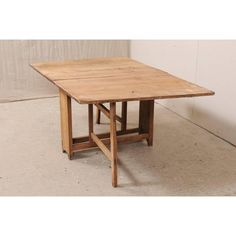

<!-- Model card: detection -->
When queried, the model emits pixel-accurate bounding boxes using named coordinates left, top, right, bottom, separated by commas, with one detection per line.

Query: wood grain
left=73, top=128, right=139, bottom=143
left=31, top=57, right=166, bottom=81
left=121, top=102, right=127, bottom=131
left=91, top=132, right=111, bottom=161
left=59, top=89, right=73, bottom=159
left=88, top=104, right=93, bottom=143
left=72, top=133, right=148, bottom=152
left=95, top=103, right=122, bottom=123
left=110, top=102, right=118, bottom=187
left=96, top=107, right=101, bottom=124
left=31, top=57, right=214, bottom=104
left=139, top=100, right=155, bottom=146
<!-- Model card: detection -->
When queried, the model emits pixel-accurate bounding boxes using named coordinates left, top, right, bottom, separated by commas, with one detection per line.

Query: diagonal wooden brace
left=95, top=102, right=128, bottom=132
left=95, top=103, right=122, bottom=122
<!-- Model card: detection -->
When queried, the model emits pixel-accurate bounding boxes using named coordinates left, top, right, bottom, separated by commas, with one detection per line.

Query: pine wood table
left=31, top=57, right=214, bottom=187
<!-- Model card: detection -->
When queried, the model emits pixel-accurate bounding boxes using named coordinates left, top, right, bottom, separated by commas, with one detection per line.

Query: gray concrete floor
left=0, top=97, right=236, bottom=196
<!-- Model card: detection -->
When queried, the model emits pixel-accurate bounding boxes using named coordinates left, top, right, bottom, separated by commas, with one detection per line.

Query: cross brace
left=59, top=89, right=154, bottom=187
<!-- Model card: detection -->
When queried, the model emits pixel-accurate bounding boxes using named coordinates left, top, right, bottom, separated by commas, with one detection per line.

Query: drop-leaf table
left=31, top=57, right=214, bottom=187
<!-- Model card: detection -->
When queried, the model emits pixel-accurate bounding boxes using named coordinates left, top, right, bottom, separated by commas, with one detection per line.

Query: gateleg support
left=59, top=89, right=73, bottom=160
left=139, top=100, right=155, bottom=146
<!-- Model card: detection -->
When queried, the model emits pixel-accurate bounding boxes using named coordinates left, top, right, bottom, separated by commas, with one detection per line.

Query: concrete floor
left=0, top=97, right=236, bottom=196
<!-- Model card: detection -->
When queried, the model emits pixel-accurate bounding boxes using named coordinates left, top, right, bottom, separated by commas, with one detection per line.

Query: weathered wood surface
left=31, top=57, right=214, bottom=104
left=59, top=89, right=73, bottom=159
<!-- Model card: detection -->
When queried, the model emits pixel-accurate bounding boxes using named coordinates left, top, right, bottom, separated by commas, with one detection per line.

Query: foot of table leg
left=68, top=153, right=73, bottom=160
left=59, top=89, right=73, bottom=158
left=110, top=102, right=118, bottom=187
left=139, top=100, right=155, bottom=146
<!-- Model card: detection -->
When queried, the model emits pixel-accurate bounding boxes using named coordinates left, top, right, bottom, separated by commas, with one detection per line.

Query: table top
left=31, top=57, right=214, bottom=104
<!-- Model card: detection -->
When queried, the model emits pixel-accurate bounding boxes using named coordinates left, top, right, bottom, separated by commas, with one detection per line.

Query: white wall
left=0, top=40, right=129, bottom=102
left=131, top=40, right=236, bottom=145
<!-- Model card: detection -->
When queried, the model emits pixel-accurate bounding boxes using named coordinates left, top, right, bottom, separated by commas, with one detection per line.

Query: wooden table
left=31, top=57, right=214, bottom=187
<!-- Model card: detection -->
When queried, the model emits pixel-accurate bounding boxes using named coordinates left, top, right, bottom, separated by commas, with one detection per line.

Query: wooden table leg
left=88, top=104, right=93, bottom=143
left=121, top=101, right=127, bottom=131
left=96, top=106, right=101, bottom=124
left=139, top=100, right=154, bottom=146
left=59, top=89, right=73, bottom=159
left=110, top=102, right=118, bottom=187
